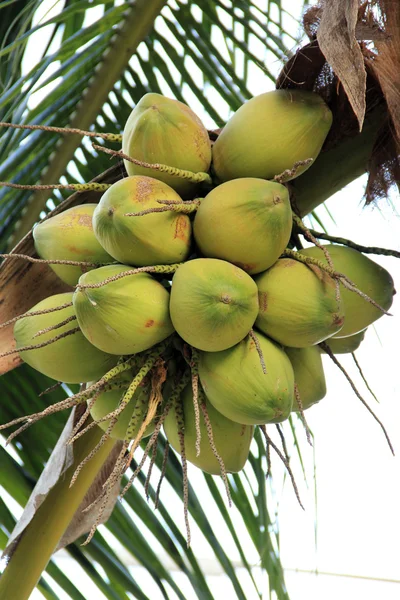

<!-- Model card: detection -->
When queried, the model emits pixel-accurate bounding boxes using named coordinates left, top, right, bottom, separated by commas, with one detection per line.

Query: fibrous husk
left=122, top=93, right=212, bottom=195
left=212, top=89, right=332, bottom=183
left=193, top=178, right=292, bottom=274
left=255, top=257, right=345, bottom=347
left=285, top=345, right=327, bottom=411
left=198, top=332, right=294, bottom=425
left=169, top=258, right=259, bottom=352
left=73, top=265, right=174, bottom=355
left=93, top=176, right=191, bottom=267
left=163, top=384, right=254, bottom=475
left=300, top=244, right=395, bottom=337
left=33, top=204, right=113, bottom=286
left=14, top=292, right=118, bottom=383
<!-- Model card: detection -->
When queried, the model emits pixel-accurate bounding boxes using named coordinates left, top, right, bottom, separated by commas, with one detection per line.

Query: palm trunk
left=0, top=425, right=115, bottom=600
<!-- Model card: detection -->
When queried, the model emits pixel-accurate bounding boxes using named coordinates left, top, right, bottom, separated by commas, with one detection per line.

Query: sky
left=1, top=1, right=400, bottom=599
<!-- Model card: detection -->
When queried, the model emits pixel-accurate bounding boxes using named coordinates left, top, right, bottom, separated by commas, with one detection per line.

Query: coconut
left=300, top=245, right=395, bottom=337
left=89, top=373, right=155, bottom=441
left=73, top=264, right=174, bottom=355
left=285, top=346, right=326, bottom=411
left=169, top=258, right=259, bottom=351
left=324, top=329, right=367, bottom=354
left=163, top=384, right=253, bottom=474
left=198, top=332, right=294, bottom=425
left=255, top=257, right=345, bottom=347
left=193, top=178, right=292, bottom=274
left=33, top=204, right=112, bottom=286
left=93, top=176, right=191, bottom=267
left=122, top=93, right=212, bottom=195
left=14, top=292, right=117, bottom=383
left=212, top=89, right=332, bottom=183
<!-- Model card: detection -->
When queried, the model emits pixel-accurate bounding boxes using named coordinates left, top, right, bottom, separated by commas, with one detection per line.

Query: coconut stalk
left=0, top=423, right=115, bottom=600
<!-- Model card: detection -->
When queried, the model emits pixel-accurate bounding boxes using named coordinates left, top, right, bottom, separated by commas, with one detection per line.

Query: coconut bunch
left=1, top=90, right=396, bottom=540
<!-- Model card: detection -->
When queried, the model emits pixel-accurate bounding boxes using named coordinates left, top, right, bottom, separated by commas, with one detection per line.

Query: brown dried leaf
left=368, top=0, right=400, bottom=141
left=317, top=0, right=366, bottom=130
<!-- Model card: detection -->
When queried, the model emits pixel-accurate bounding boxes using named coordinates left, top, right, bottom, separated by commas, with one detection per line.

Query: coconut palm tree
left=0, top=1, right=398, bottom=599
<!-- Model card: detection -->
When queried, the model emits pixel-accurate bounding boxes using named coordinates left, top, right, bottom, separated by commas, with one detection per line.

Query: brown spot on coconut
left=93, top=176, right=192, bottom=267
left=33, top=204, right=113, bottom=286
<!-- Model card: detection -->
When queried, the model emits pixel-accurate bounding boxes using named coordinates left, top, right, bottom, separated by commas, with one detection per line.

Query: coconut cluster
left=13, top=91, right=395, bottom=479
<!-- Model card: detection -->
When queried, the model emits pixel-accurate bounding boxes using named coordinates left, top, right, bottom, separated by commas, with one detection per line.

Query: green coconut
left=33, top=204, right=113, bottom=286
left=212, top=89, right=332, bottom=183
left=169, top=258, right=259, bottom=351
left=89, top=374, right=155, bottom=441
left=300, top=245, right=395, bottom=337
left=285, top=346, right=327, bottom=411
left=122, top=93, right=212, bottom=195
left=14, top=292, right=117, bottom=383
left=193, top=178, right=292, bottom=274
left=93, top=176, right=191, bottom=267
left=164, top=384, right=253, bottom=475
left=73, top=265, right=174, bottom=355
left=255, top=257, right=345, bottom=347
left=324, top=329, right=367, bottom=354
left=198, top=332, right=294, bottom=425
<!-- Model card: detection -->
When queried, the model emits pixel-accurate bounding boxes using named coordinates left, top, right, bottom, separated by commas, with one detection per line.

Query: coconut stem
left=76, top=264, right=181, bottom=290
left=120, top=372, right=190, bottom=498
left=273, top=158, right=313, bottom=183
left=0, top=182, right=111, bottom=192
left=38, top=381, right=62, bottom=396
left=320, top=342, right=394, bottom=455
left=294, top=383, right=313, bottom=446
left=145, top=438, right=159, bottom=500
left=174, top=395, right=191, bottom=546
left=0, top=359, right=135, bottom=439
left=189, top=348, right=202, bottom=457
left=0, top=253, right=112, bottom=268
left=352, top=353, right=380, bottom=403
left=155, top=441, right=169, bottom=509
left=283, top=248, right=392, bottom=316
left=125, top=199, right=201, bottom=217
left=296, top=226, right=400, bottom=259
left=81, top=442, right=129, bottom=546
left=0, top=301, right=73, bottom=330
left=0, top=121, right=122, bottom=142
left=260, top=425, right=304, bottom=509
left=199, top=389, right=232, bottom=506
left=0, top=327, right=80, bottom=359
left=33, top=315, right=77, bottom=338
left=249, top=329, right=267, bottom=374
left=92, top=143, right=213, bottom=185
left=292, top=215, right=341, bottom=304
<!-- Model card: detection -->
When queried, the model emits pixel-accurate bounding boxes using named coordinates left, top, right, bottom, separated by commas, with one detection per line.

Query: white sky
left=2, top=1, right=400, bottom=599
